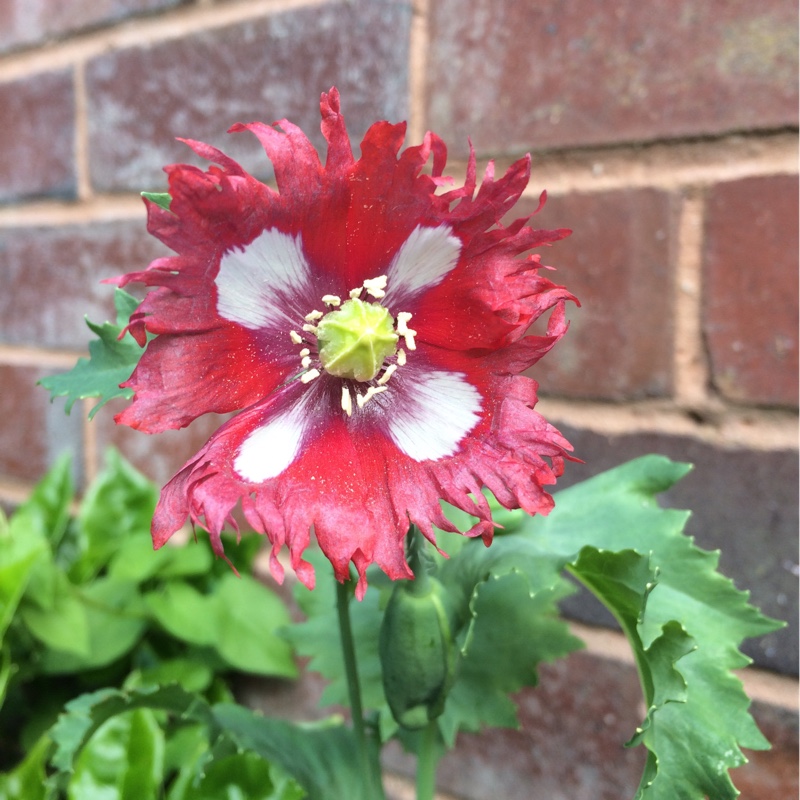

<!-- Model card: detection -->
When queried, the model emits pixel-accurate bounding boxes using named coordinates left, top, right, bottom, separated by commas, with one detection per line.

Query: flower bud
left=379, top=576, right=456, bottom=730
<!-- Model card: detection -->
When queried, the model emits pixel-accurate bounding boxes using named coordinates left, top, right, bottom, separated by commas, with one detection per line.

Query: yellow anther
left=377, top=363, right=397, bottom=385
left=305, top=309, right=324, bottom=322
left=302, top=323, right=318, bottom=333
left=396, top=348, right=407, bottom=366
left=322, top=295, right=342, bottom=307
left=300, top=368, right=320, bottom=384
left=290, top=330, right=303, bottom=344
left=341, top=386, right=353, bottom=417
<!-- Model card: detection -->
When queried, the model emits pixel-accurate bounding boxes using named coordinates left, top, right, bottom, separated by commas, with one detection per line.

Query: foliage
left=38, top=289, right=146, bottom=419
left=0, top=452, right=296, bottom=797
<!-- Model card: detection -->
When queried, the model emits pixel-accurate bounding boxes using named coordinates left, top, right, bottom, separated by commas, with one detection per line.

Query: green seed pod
left=379, top=576, right=456, bottom=730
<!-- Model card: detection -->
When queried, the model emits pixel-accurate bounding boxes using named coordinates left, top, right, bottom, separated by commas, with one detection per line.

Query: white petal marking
left=234, top=405, right=306, bottom=482
left=389, top=371, right=482, bottom=461
left=385, top=224, right=461, bottom=297
left=216, top=229, right=310, bottom=329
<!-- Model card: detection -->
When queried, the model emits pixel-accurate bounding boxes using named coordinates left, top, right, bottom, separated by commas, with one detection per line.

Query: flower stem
left=336, top=578, right=385, bottom=798
left=415, top=720, right=440, bottom=800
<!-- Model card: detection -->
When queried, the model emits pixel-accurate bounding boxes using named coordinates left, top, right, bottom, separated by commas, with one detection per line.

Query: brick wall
left=0, top=0, right=796, bottom=796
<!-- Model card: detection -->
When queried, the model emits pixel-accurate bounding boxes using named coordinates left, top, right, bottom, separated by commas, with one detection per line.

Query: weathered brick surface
left=554, top=426, right=799, bottom=674
left=523, top=188, right=676, bottom=400
left=703, top=174, right=799, bottom=407
left=85, top=0, right=412, bottom=192
left=0, top=70, right=76, bottom=203
left=0, top=0, right=187, bottom=53
left=426, top=0, right=799, bottom=156
left=0, top=219, right=166, bottom=349
left=0, top=364, right=82, bottom=482
left=92, top=398, right=225, bottom=489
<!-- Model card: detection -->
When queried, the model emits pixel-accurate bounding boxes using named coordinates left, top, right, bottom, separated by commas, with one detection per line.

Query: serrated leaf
left=48, top=685, right=216, bottom=778
left=283, top=551, right=386, bottom=709
left=67, top=708, right=164, bottom=800
left=141, top=192, right=171, bottom=211
left=495, top=455, right=784, bottom=800
left=39, top=288, right=144, bottom=419
left=212, top=704, right=381, bottom=800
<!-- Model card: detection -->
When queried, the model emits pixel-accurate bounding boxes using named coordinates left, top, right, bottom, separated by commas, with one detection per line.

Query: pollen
left=363, top=275, right=388, bottom=299
left=299, top=348, right=310, bottom=357
left=290, top=330, right=303, bottom=344
left=302, top=323, right=318, bottom=333
left=349, top=287, right=362, bottom=299
left=300, top=368, right=320, bottom=384
left=396, top=348, right=407, bottom=366
left=341, top=385, right=353, bottom=417
left=301, top=356, right=312, bottom=369
left=396, top=312, right=412, bottom=334
left=322, top=295, right=342, bottom=307
left=304, top=309, right=323, bottom=322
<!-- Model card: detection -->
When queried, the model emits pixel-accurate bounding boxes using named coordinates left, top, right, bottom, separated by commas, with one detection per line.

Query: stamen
left=363, top=275, right=388, bottom=299
left=377, top=363, right=397, bottom=385
left=290, top=330, right=303, bottom=344
left=302, top=323, right=318, bottom=333
left=299, top=348, right=310, bottom=357
left=301, top=356, right=312, bottom=369
left=349, top=287, right=362, bottom=299
left=341, top=385, right=353, bottom=417
left=322, top=295, right=342, bottom=307
left=396, top=312, right=412, bottom=335
left=403, top=330, right=417, bottom=351
left=396, top=348, right=407, bottom=366
left=304, top=309, right=323, bottom=322
left=300, top=369, right=320, bottom=384
left=356, top=385, right=388, bottom=408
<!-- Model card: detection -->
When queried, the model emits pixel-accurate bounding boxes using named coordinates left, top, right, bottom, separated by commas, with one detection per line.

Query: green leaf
left=107, top=533, right=213, bottom=583
left=214, top=573, right=297, bottom=678
left=283, top=551, right=386, bottom=709
left=71, top=450, right=157, bottom=583
left=433, top=537, right=582, bottom=746
left=144, top=581, right=218, bottom=647
left=39, top=288, right=144, bottom=419
left=174, top=752, right=305, bottom=800
left=500, top=455, right=784, bottom=800
left=14, top=454, right=73, bottom=549
left=38, top=579, right=147, bottom=674
left=141, top=192, right=171, bottom=211
left=67, top=708, right=164, bottom=800
left=212, top=704, right=373, bottom=800
left=20, top=570, right=90, bottom=657
left=0, top=733, right=51, bottom=800
left=48, top=685, right=216, bottom=778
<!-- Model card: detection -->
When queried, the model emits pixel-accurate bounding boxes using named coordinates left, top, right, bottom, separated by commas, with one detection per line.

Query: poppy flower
left=113, top=88, right=576, bottom=598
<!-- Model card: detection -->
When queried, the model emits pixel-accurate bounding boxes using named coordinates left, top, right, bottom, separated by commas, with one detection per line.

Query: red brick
left=426, top=0, right=798, bottom=156
left=0, top=219, right=167, bottom=349
left=0, top=364, right=82, bottom=482
left=85, top=0, right=412, bottom=192
left=703, top=174, right=799, bottom=407
left=91, top=397, right=226, bottom=489
left=0, top=70, right=76, bottom=202
left=523, top=188, right=676, bottom=401
left=0, top=0, right=187, bottom=53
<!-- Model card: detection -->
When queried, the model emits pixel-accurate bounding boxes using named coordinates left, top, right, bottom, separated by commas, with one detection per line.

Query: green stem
left=336, top=578, right=384, bottom=798
left=415, top=720, right=440, bottom=800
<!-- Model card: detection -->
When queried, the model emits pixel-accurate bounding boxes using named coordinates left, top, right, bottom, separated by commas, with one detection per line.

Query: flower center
left=288, top=275, right=417, bottom=414
left=316, top=298, right=398, bottom=382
